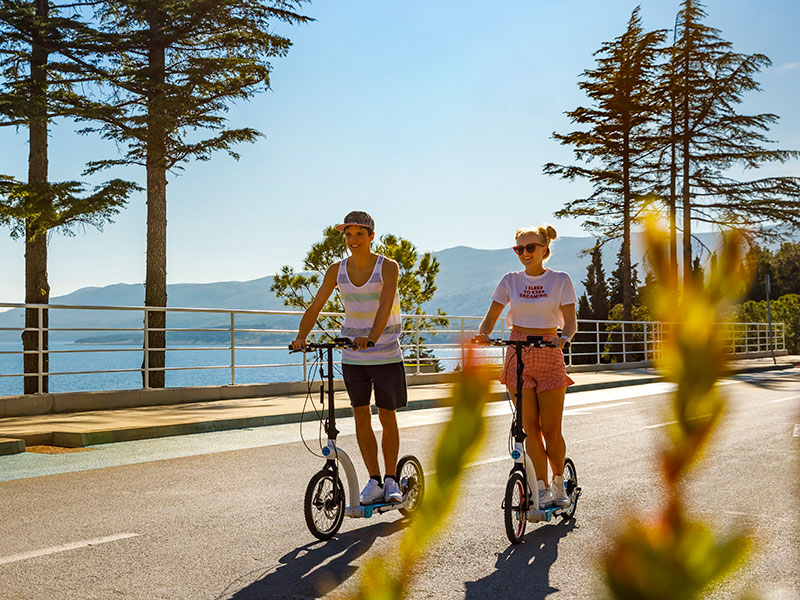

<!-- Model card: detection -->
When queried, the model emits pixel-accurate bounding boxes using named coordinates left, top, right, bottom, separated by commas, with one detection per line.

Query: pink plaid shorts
left=499, top=331, right=575, bottom=392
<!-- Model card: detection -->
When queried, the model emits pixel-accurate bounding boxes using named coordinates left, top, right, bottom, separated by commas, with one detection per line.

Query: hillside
left=0, top=233, right=719, bottom=341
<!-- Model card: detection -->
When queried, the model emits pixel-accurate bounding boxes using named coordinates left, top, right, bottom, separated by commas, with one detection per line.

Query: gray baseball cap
left=335, top=211, right=374, bottom=232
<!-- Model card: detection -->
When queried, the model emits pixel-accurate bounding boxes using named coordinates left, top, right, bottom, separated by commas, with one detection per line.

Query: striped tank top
left=338, top=255, right=403, bottom=365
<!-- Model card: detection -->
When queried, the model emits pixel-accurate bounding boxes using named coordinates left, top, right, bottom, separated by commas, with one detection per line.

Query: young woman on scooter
left=474, top=225, right=578, bottom=509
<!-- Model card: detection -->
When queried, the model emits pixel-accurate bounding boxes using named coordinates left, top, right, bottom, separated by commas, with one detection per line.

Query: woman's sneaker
left=383, top=477, right=403, bottom=503
left=551, top=474, right=570, bottom=507
left=360, top=479, right=384, bottom=505
left=536, top=479, right=553, bottom=508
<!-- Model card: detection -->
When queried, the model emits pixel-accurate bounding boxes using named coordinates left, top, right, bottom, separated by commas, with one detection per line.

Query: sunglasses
left=512, top=243, right=545, bottom=255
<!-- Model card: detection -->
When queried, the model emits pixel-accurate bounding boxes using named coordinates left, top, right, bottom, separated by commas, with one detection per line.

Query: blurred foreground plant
left=344, top=348, right=491, bottom=600
left=603, top=219, right=756, bottom=599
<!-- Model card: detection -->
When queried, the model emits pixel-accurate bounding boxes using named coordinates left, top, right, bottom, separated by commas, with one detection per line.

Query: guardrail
left=0, top=302, right=787, bottom=395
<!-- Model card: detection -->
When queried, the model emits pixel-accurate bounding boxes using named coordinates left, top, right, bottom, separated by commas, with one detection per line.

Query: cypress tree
left=583, top=244, right=610, bottom=321
left=608, top=244, right=640, bottom=309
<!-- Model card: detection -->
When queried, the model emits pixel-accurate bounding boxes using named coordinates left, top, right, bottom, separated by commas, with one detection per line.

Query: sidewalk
left=0, top=356, right=796, bottom=453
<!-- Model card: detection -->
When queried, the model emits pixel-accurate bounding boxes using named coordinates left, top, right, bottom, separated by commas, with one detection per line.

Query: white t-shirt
left=491, top=269, right=577, bottom=328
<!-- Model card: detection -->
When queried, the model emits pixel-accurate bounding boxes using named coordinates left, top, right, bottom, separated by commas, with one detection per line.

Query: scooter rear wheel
left=304, top=469, right=345, bottom=540
left=504, top=471, right=527, bottom=544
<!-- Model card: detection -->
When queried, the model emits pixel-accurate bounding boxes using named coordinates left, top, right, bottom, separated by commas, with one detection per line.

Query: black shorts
left=341, top=362, right=408, bottom=410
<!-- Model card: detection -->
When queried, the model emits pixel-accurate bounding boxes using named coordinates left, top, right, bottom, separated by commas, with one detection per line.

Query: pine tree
left=0, top=1, right=136, bottom=394
left=271, top=228, right=448, bottom=368
left=546, top=8, right=666, bottom=321
left=79, top=0, right=310, bottom=387
left=670, top=0, right=800, bottom=286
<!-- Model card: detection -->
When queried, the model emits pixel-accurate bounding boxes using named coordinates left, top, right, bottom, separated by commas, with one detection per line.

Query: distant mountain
left=0, top=233, right=721, bottom=342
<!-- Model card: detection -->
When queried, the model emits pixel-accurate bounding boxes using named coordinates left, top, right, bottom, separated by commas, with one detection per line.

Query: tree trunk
left=142, top=10, right=168, bottom=388
left=669, top=96, right=679, bottom=287
left=681, top=42, right=693, bottom=290
left=622, top=128, right=633, bottom=324
left=23, top=0, right=50, bottom=395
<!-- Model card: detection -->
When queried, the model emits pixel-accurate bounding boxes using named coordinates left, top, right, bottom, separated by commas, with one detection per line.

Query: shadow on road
left=730, top=369, right=798, bottom=392
left=463, top=519, right=578, bottom=600
left=217, top=518, right=408, bottom=600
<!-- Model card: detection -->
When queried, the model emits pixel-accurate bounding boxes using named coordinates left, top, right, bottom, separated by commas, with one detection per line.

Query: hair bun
left=545, top=225, right=557, bottom=240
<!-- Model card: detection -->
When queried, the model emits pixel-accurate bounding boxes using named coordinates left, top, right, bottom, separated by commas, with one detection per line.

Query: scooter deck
left=347, top=500, right=406, bottom=518
left=360, top=500, right=402, bottom=509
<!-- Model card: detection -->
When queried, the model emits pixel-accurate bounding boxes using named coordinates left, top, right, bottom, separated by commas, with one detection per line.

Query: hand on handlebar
left=551, top=335, right=570, bottom=350
left=290, top=338, right=307, bottom=352
left=352, top=336, right=375, bottom=350
left=471, top=332, right=491, bottom=345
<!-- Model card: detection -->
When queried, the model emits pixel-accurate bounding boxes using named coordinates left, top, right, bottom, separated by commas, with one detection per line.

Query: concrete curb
left=0, top=437, right=26, bottom=455
left=4, top=361, right=794, bottom=449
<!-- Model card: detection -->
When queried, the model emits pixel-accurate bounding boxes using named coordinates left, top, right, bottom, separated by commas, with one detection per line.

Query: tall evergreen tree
left=608, top=244, right=640, bottom=309
left=582, top=244, right=610, bottom=321
left=0, top=1, right=136, bottom=394
left=546, top=7, right=666, bottom=321
left=79, top=0, right=310, bottom=387
left=577, top=294, right=593, bottom=320
left=670, top=0, right=800, bottom=287
left=771, top=242, right=800, bottom=298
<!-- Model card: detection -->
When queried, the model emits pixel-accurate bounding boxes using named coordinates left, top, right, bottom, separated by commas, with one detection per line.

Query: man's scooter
left=290, top=338, right=424, bottom=540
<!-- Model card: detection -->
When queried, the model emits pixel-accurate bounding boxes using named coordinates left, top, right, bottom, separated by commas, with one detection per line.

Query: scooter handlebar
left=471, top=336, right=560, bottom=349
left=288, top=337, right=375, bottom=352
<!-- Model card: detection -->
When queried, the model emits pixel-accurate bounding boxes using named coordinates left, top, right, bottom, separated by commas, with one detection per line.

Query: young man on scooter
left=290, top=211, right=407, bottom=505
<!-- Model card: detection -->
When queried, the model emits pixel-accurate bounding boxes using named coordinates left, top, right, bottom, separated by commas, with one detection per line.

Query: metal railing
left=0, top=302, right=787, bottom=395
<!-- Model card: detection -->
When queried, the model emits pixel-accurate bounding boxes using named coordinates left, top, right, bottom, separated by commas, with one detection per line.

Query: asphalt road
left=1, top=370, right=798, bottom=600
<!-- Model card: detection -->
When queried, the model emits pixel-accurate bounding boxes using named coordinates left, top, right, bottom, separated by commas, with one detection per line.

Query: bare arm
left=353, top=259, right=399, bottom=349
left=475, top=301, right=506, bottom=341
left=290, top=263, right=339, bottom=350
left=554, top=303, right=577, bottom=349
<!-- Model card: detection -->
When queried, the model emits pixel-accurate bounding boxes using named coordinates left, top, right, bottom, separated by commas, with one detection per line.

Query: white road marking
left=769, top=395, right=800, bottom=404
left=565, top=401, right=634, bottom=415
left=793, top=424, right=799, bottom=438
left=0, top=533, right=139, bottom=566
left=645, top=420, right=678, bottom=429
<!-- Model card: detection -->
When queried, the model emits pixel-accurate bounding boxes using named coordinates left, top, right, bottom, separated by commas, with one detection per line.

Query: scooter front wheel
left=504, top=471, right=527, bottom=544
left=560, top=457, right=579, bottom=521
left=304, top=469, right=345, bottom=540
left=396, top=455, right=425, bottom=517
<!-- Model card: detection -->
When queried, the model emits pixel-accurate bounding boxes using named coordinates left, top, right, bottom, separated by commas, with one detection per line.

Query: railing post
left=37, top=306, right=44, bottom=394
left=460, top=317, right=465, bottom=368
left=415, top=316, right=421, bottom=375
left=621, top=322, right=627, bottom=363
left=596, top=321, right=601, bottom=365
left=144, top=307, right=150, bottom=389
left=230, top=312, right=236, bottom=385
left=643, top=322, right=648, bottom=362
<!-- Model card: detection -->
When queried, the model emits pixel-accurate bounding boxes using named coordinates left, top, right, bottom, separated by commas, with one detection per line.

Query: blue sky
left=1, top=0, right=799, bottom=303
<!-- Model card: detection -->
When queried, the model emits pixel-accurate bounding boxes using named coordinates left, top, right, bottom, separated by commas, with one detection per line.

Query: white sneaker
left=551, top=474, right=570, bottom=507
left=360, top=479, right=384, bottom=505
left=384, top=477, right=403, bottom=503
left=536, top=479, right=553, bottom=508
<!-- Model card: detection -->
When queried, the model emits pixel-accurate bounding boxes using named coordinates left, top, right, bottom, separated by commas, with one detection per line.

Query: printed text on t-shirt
left=520, top=285, right=548, bottom=300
